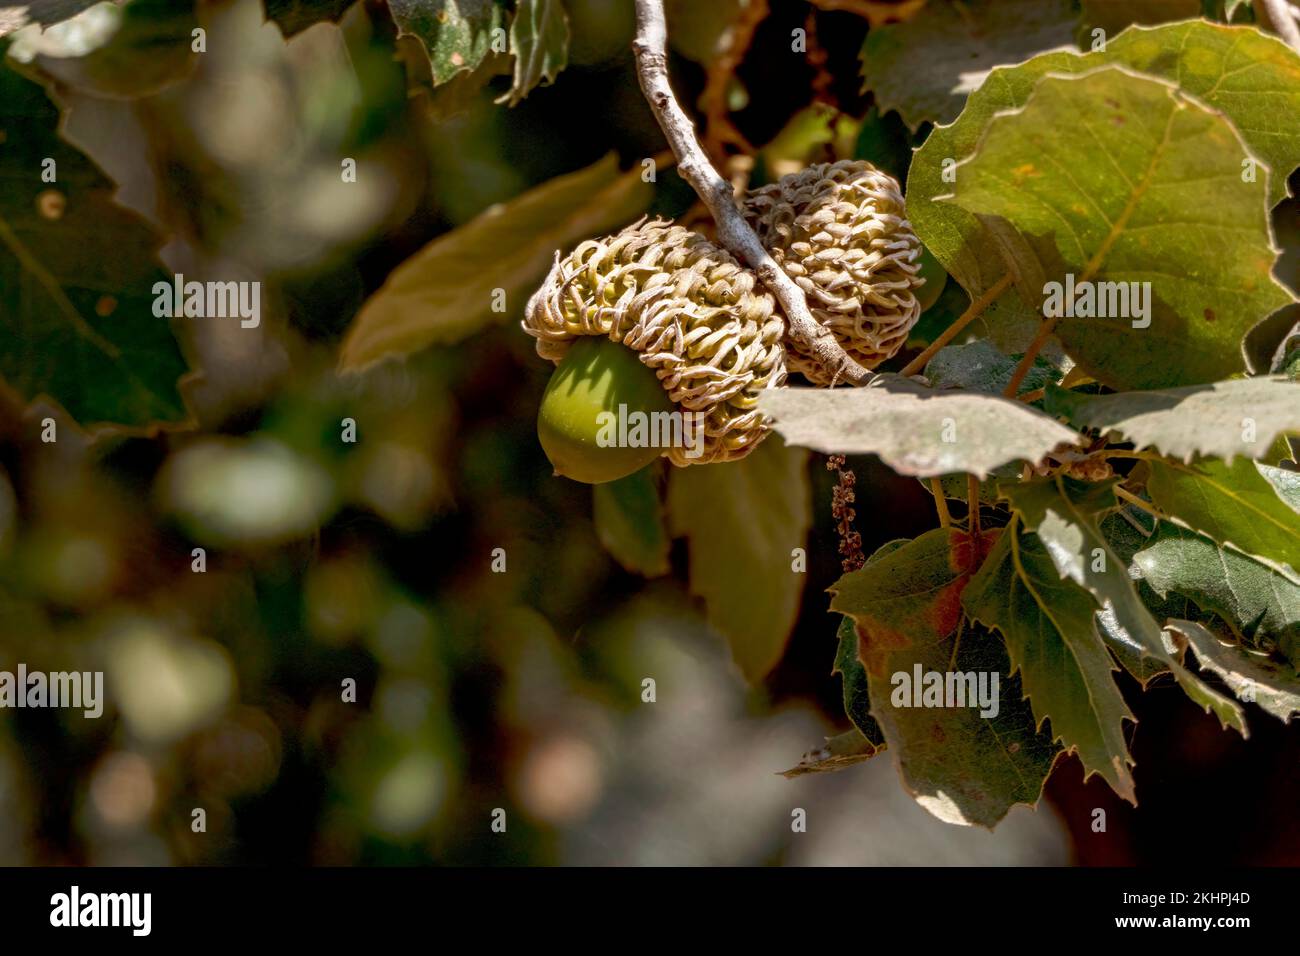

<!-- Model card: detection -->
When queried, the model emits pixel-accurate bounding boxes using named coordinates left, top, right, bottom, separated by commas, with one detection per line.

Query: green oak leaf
left=1045, top=378, right=1300, bottom=462
left=964, top=520, right=1136, bottom=801
left=388, top=0, right=507, bottom=87
left=908, top=21, right=1300, bottom=357
left=667, top=436, right=810, bottom=683
left=860, top=0, right=1078, bottom=130
left=1167, top=619, right=1300, bottom=721
left=498, top=0, right=568, bottom=107
left=592, top=465, right=669, bottom=578
left=758, top=374, right=1080, bottom=479
left=1146, top=458, right=1300, bottom=582
left=0, top=54, right=190, bottom=429
left=942, top=67, right=1293, bottom=391
left=1136, top=520, right=1300, bottom=668
left=1001, top=476, right=1247, bottom=734
left=339, top=154, right=652, bottom=371
left=831, top=527, right=1061, bottom=828
left=1098, top=510, right=1184, bottom=683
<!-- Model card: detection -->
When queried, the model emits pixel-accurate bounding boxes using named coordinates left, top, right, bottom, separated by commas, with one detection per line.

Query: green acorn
left=537, top=335, right=675, bottom=484
left=523, top=219, right=786, bottom=483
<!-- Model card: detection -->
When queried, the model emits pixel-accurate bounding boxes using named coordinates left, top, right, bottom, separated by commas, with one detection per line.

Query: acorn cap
left=744, top=159, right=924, bottom=384
left=523, top=218, right=787, bottom=466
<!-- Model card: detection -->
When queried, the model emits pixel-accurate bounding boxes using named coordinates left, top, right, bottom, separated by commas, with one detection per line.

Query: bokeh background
left=1, top=0, right=1298, bottom=865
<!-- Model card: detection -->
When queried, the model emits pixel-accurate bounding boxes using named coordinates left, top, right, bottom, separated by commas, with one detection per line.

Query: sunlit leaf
left=1046, top=377, right=1300, bottom=462
left=943, top=67, right=1293, bottom=390
left=1167, top=619, right=1300, bottom=721
left=339, top=154, right=652, bottom=372
left=1146, top=458, right=1300, bottom=581
left=759, top=374, right=1079, bottom=478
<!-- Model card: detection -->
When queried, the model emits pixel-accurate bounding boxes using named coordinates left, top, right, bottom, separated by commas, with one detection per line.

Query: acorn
left=743, top=159, right=924, bottom=384
left=524, top=218, right=787, bottom=483
left=537, top=335, right=675, bottom=484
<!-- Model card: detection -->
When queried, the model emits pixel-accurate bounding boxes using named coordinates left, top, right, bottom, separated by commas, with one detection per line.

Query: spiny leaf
left=388, top=0, right=507, bottom=87
left=909, top=21, right=1300, bottom=352
left=339, top=154, right=652, bottom=372
left=943, top=67, right=1293, bottom=391
left=860, top=0, right=1078, bottom=130
left=1046, top=378, right=1300, bottom=463
left=1135, top=520, right=1300, bottom=668
left=499, top=0, right=568, bottom=107
left=667, top=436, right=810, bottom=683
left=592, top=466, right=669, bottom=578
left=1146, top=458, right=1300, bottom=582
left=964, top=522, right=1136, bottom=801
left=0, top=55, right=190, bottom=429
left=759, top=374, right=1079, bottom=479
left=1167, top=619, right=1300, bottom=722
left=1002, top=476, right=1248, bottom=734
left=832, top=527, right=1060, bottom=828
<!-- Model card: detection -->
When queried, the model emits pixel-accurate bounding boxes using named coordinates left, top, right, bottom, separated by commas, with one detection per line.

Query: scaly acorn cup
left=523, top=218, right=787, bottom=482
left=744, top=159, right=925, bottom=384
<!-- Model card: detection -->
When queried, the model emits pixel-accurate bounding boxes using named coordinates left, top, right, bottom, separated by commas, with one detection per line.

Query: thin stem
left=1016, top=387, right=1046, bottom=404
left=1114, top=485, right=1164, bottom=520
left=899, top=273, right=1014, bottom=377
left=632, top=0, right=874, bottom=386
left=1002, top=316, right=1059, bottom=398
left=1103, top=450, right=1166, bottom=462
left=967, top=474, right=981, bottom=535
left=928, top=478, right=952, bottom=528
